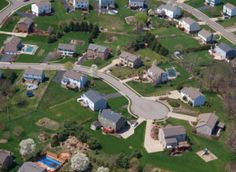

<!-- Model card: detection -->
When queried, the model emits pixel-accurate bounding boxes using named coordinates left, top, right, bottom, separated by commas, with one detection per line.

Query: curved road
left=0, top=63, right=170, bottom=120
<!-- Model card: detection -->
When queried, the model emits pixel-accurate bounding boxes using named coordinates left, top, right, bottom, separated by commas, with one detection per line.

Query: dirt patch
left=37, top=49, right=45, bottom=56
left=36, top=117, right=60, bottom=130
left=70, top=40, right=85, bottom=46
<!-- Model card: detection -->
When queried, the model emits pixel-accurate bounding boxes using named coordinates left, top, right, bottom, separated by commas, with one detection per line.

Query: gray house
left=196, top=113, right=218, bottom=136
left=147, top=65, right=168, bottom=85
left=0, top=150, right=13, bottom=170
left=3, top=36, right=22, bottom=55
left=180, top=87, right=206, bottom=107
left=156, top=4, right=182, bottom=19
left=23, top=68, right=45, bottom=82
left=198, top=29, right=216, bottom=43
left=81, top=90, right=107, bottom=111
left=98, top=109, right=127, bottom=132
left=179, top=17, right=201, bottom=33
left=205, top=0, right=221, bottom=6
left=223, top=3, right=236, bottom=17
left=214, top=43, right=236, bottom=60
left=18, top=162, right=46, bottom=172
left=57, top=43, right=76, bottom=57
left=158, top=125, right=186, bottom=148
left=129, top=0, right=145, bottom=9
left=119, top=51, right=142, bottom=68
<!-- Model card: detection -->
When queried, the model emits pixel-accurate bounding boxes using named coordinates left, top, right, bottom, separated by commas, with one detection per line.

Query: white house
left=81, top=90, right=107, bottom=111
left=156, top=4, right=182, bottom=19
left=61, top=70, right=88, bottom=90
left=73, top=0, right=89, bottom=10
left=180, top=87, right=206, bottom=107
left=129, top=0, right=145, bottom=9
left=31, top=1, right=52, bottom=16
left=205, top=0, right=221, bottom=6
left=223, top=3, right=236, bottom=17
left=213, top=43, right=236, bottom=61
left=198, top=29, right=216, bottom=43
left=99, top=0, right=114, bottom=9
left=57, top=43, right=76, bottom=57
left=178, top=17, right=201, bottom=33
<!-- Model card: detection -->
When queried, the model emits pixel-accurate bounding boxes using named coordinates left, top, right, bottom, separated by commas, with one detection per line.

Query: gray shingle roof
left=196, top=113, right=218, bottom=129
left=35, top=0, right=51, bottom=7
left=181, top=17, right=197, bottom=25
left=18, top=17, right=33, bottom=26
left=163, top=125, right=186, bottom=138
left=58, top=43, right=76, bottom=51
left=63, top=70, right=84, bottom=81
left=181, top=87, right=204, bottom=100
left=3, top=36, right=21, bottom=53
left=24, top=68, right=44, bottom=76
left=216, top=43, right=236, bottom=53
left=224, top=3, right=236, bottom=10
left=100, top=109, right=123, bottom=124
left=0, top=150, right=11, bottom=165
left=88, top=44, right=108, bottom=53
left=158, top=4, right=180, bottom=12
left=83, top=90, right=106, bottom=103
left=119, top=51, right=140, bottom=62
left=148, top=65, right=164, bottom=78
left=129, top=0, right=144, bottom=2
left=18, top=162, right=46, bottom=172
left=198, top=29, right=213, bottom=39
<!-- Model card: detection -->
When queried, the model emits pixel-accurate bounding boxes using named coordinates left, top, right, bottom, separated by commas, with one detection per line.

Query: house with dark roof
left=205, top=0, right=221, bottom=6
left=16, top=17, right=34, bottom=33
left=213, top=43, right=236, bottom=61
left=0, top=149, right=13, bottom=170
left=158, top=125, right=186, bottom=148
left=119, top=51, right=142, bottom=68
left=99, top=0, right=114, bottom=9
left=61, top=70, right=88, bottom=90
left=57, top=43, right=76, bottom=57
left=98, top=109, right=127, bottom=132
left=156, top=4, right=182, bottom=19
left=31, top=1, right=52, bottom=16
left=180, top=87, right=206, bottom=107
left=198, top=29, right=216, bottom=44
left=73, top=0, right=89, bottom=10
left=87, top=44, right=110, bottom=60
left=147, top=65, right=168, bottom=85
left=18, top=162, right=46, bottom=172
left=23, top=68, right=45, bottom=82
left=81, top=90, right=107, bottom=111
left=196, top=113, right=219, bottom=136
left=3, top=36, right=22, bottom=55
left=178, top=17, right=201, bottom=33
left=129, top=0, right=145, bottom=9
left=223, top=3, right=236, bottom=17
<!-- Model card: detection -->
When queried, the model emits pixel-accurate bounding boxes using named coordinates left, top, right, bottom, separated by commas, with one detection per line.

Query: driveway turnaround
left=0, top=63, right=170, bottom=120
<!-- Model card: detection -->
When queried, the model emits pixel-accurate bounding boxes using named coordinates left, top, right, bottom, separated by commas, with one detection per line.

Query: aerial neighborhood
left=0, top=0, right=236, bottom=172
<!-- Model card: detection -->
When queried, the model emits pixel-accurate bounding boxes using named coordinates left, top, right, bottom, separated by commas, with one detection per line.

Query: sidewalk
left=0, top=31, right=28, bottom=37
left=168, top=112, right=197, bottom=122
left=99, top=58, right=120, bottom=72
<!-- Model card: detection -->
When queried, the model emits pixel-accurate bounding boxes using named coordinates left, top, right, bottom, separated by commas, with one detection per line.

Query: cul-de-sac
left=0, top=0, right=236, bottom=171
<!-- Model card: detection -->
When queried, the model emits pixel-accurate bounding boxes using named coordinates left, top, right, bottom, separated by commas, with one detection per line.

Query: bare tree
left=71, top=152, right=90, bottom=172
left=19, top=138, right=36, bottom=158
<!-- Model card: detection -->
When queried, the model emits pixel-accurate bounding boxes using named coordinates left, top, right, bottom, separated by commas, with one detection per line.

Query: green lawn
left=0, top=0, right=9, bottom=11
left=218, top=17, right=236, bottom=27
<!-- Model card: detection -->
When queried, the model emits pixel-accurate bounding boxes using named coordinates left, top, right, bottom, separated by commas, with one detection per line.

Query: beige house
left=119, top=51, right=142, bottom=68
left=86, top=44, right=110, bottom=60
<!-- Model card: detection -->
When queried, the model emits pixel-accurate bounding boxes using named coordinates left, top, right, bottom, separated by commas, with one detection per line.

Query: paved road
left=0, top=62, right=170, bottom=120
left=0, top=0, right=37, bottom=28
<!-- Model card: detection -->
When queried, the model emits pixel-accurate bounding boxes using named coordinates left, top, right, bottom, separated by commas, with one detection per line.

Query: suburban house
left=196, top=113, right=219, bottom=136
left=16, top=17, right=34, bottom=33
left=98, top=109, right=127, bottom=133
left=178, top=17, right=201, bottom=33
left=18, top=162, right=46, bottom=172
left=61, top=70, right=88, bottom=90
left=72, top=0, right=89, bottom=10
left=31, top=1, right=52, bottom=16
left=158, top=125, right=187, bottom=148
left=147, top=65, right=168, bottom=85
left=86, top=44, right=110, bottom=60
left=180, top=87, right=206, bottom=107
left=57, top=43, right=76, bottom=57
left=3, top=36, right=22, bottom=55
left=98, top=0, right=114, bottom=9
left=129, top=0, right=145, bottom=9
left=205, top=0, right=221, bottom=6
left=119, top=51, right=143, bottom=68
left=223, top=3, right=236, bottom=17
left=213, top=43, right=236, bottom=61
left=23, top=68, right=45, bottom=82
left=156, top=4, right=182, bottom=19
left=81, top=90, right=107, bottom=111
left=198, top=29, right=216, bottom=44
left=0, top=150, right=13, bottom=170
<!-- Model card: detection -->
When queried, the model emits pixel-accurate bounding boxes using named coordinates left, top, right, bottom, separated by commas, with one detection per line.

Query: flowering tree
left=97, top=166, right=110, bottom=172
left=19, top=138, right=36, bottom=157
left=71, top=152, right=90, bottom=172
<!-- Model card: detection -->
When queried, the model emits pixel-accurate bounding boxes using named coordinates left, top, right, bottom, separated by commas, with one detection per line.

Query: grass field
left=0, top=0, right=8, bottom=11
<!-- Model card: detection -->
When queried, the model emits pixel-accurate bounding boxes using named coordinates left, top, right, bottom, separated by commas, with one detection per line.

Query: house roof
left=18, top=17, right=33, bottom=26
left=88, top=44, right=108, bottom=53
left=198, top=29, right=213, bottom=39
left=215, top=43, right=236, bottom=53
left=63, top=70, right=85, bottom=80
left=158, top=4, right=180, bottom=12
left=165, top=138, right=177, bottom=145
left=162, top=125, right=186, bottom=138
left=24, top=68, right=44, bottom=76
left=0, top=150, right=11, bottom=165
left=148, top=65, right=165, bottom=78
left=35, top=0, right=51, bottom=7
left=181, top=17, right=197, bottom=25
left=100, top=109, right=124, bottom=124
left=196, top=113, right=218, bottom=129
left=3, top=36, right=21, bottom=53
left=181, top=87, right=204, bottom=100
left=58, top=43, right=76, bottom=51
left=224, top=3, right=236, bottom=10
left=83, top=90, right=106, bottom=103
left=129, top=0, right=144, bottom=2
left=19, top=162, right=46, bottom=172
left=119, top=51, right=140, bottom=62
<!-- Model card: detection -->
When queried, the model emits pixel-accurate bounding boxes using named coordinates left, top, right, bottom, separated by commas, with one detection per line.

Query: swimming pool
left=38, top=155, right=62, bottom=169
left=25, top=46, right=34, bottom=53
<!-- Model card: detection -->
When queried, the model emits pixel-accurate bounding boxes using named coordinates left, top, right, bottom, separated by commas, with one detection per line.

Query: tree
left=116, top=154, right=129, bottom=169
left=71, top=152, right=90, bottom=172
left=64, top=62, right=74, bottom=70
left=97, top=166, right=110, bottom=172
left=134, top=12, right=148, bottom=31
left=19, top=138, right=36, bottom=158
